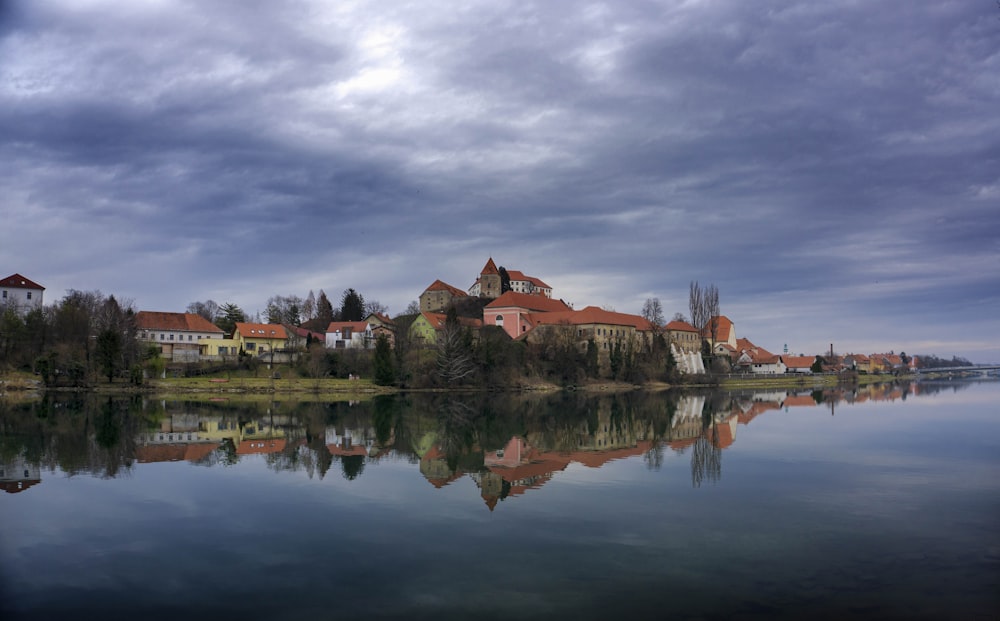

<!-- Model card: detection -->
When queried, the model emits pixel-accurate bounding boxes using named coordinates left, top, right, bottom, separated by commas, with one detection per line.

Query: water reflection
left=0, top=379, right=973, bottom=505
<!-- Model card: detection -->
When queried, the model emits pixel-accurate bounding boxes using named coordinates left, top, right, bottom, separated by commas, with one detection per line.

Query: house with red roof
left=783, top=355, right=817, bottom=374
left=325, top=321, right=374, bottom=349
left=0, top=273, right=44, bottom=316
left=468, top=257, right=554, bottom=299
left=733, top=338, right=786, bottom=374
left=409, top=311, right=484, bottom=346
left=522, top=305, right=655, bottom=356
left=232, top=322, right=288, bottom=357
left=702, top=315, right=736, bottom=353
left=136, top=311, right=226, bottom=362
left=484, top=291, right=573, bottom=339
left=665, top=319, right=700, bottom=353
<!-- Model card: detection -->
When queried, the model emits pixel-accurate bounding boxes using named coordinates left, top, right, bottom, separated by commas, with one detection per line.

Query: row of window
left=1, top=290, right=33, bottom=299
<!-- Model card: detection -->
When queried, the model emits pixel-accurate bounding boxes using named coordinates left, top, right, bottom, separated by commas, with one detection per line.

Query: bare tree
left=436, top=308, right=476, bottom=384
left=365, top=299, right=389, bottom=318
left=689, top=281, right=720, bottom=346
left=641, top=297, right=665, bottom=327
left=186, top=300, right=219, bottom=322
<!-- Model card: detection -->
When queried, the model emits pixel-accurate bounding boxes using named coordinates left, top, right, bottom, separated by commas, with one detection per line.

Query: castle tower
left=478, top=257, right=502, bottom=299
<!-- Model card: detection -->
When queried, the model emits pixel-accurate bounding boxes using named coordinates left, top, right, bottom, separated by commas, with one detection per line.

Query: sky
left=2, top=0, right=998, bottom=362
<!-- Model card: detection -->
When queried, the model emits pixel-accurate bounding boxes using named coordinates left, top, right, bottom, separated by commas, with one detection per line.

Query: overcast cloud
left=2, top=0, right=998, bottom=360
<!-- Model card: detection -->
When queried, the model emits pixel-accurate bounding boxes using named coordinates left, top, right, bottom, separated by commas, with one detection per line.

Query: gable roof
left=234, top=322, right=288, bottom=339
left=702, top=315, right=734, bottom=341
left=481, top=257, right=499, bottom=275
left=527, top=306, right=654, bottom=331
left=664, top=319, right=698, bottom=333
left=326, top=321, right=369, bottom=334
left=783, top=355, right=816, bottom=369
left=424, top=279, right=467, bottom=298
left=0, top=273, right=44, bottom=290
left=419, top=312, right=483, bottom=330
left=135, top=311, right=224, bottom=334
left=485, top=291, right=571, bottom=313
left=505, top=270, right=552, bottom=290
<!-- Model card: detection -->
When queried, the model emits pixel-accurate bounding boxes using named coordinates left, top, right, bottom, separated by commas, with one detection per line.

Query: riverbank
left=1, top=369, right=923, bottom=401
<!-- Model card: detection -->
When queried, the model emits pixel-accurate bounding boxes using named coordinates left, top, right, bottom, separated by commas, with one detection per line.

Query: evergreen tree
left=373, top=333, right=395, bottom=386
left=340, top=288, right=366, bottom=322
left=316, top=290, right=335, bottom=326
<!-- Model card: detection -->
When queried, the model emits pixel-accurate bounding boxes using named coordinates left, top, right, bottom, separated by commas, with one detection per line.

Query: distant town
left=0, top=263, right=977, bottom=388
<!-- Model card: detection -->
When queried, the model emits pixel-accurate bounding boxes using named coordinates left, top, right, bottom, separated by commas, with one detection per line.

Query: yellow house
left=232, top=322, right=289, bottom=356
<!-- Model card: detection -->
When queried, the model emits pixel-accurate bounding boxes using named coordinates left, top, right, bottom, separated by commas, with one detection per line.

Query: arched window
left=495, top=314, right=504, bottom=325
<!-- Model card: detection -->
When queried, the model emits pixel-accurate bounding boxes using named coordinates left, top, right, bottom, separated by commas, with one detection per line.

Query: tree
left=811, top=356, right=825, bottom=373
left=372, top=333, right=395, bottom=386
left=215, top=303, right=246, bottom=335
left=671, top=312, right=688, bottom=323
left=404, top=300, right=421, bottom=315
left=642, top=297, right=665, bottom=328
left=340, top=288, right=366, bottom=322
left=96, top=328, right=122, bottom=382
left=499, top=267, right=512, bottom=294
left=265, top=295, right=303, bottom=325
left=436, top=307, right=476, bottom=384
left=302, top=290, right=316, bottom=322
left=316, top=290, right=335, bottom=326
left=365, top=299, right=389, bottom=318
left=186, top=300, right=219, bottom=322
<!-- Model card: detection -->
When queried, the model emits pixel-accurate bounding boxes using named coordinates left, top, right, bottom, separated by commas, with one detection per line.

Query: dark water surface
left=2, top=380, right=998, bottom=620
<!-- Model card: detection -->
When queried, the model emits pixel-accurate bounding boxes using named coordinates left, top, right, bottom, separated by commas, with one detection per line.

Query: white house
left=325, top=321, right=374, bottom=349
left=1, top=273, right=44, bottom=316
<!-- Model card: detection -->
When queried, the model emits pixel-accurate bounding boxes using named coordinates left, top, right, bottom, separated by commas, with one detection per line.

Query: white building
left=0, top=273, right=44, bottom=316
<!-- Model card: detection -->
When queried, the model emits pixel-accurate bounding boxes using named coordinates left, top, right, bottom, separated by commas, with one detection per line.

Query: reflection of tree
left=690, top=434, right=721, bottom=488
left=340, top=454, right=365, bottom=480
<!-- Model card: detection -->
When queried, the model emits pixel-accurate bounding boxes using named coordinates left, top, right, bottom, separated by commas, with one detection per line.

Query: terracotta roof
left=783, top=356, right=816, bottom=369
left=782, top=395, right=817, bottom=408
left=424, top=279, right=467, bottom=297
left=528, top=306, right=653, bottom=331
left=486, top=291, right=572, bottom=313
left=290, top=325, right=326, bottom=340
left=0, top=273, right=44, bottom=290
left=665, top=319, right=699, bottom=332
left=420, top=312, right=483, bottom=330
left=136, top=311, right=224, bottom=334
left=1, top=479, right=41, bottom=493
left=702, top=315, right=734, bottom=341
left=135, top=443, right=219, bottom=463
left=506, top=270, right=552, bottom=290
left=234, top=322, right=288, bottom=339
left=481, top=257, right=499, bottom=275
left=237, top=438, right=287, bottom=454
left=326, top=321, right=369, bottom=334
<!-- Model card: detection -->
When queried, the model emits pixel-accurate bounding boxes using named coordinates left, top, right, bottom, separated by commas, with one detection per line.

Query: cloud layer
left=2, top=0, right=998, bottom=360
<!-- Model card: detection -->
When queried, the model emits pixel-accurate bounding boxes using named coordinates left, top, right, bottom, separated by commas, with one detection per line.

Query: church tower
left=478, top=257, right=502, bottom=299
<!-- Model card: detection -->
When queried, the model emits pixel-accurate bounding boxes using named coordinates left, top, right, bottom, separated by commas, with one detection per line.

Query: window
left=246, top=343, right=256, bottom=351
left=188, top=335, right=193, bottom=341
left=169, top=334, right=174, bottom=340
left=26, top=292, right=31, bottom=299
left=160, top=334, right=165, bottom=340
left=2, top=291, right=6, bottom=299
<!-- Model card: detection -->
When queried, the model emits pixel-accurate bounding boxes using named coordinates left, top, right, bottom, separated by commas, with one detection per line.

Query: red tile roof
left=420, top=312, right=483, bottom=330
left=702, top=315, right=734, bottom=342
left=481, top=257, right=499, bottom=275
left=326, top=321, right=369, bottom=334
left=424, top=279, right=467, bottom=297
left=0, top=273, right=44, bottom=290
left=665, top=319, right=699, bottom=332
left=506, top=270, right=552, bottom=290
left=136, top=311, right=224, bottom=334
left=486, top=291, right=572, bottom=313
left=234, top=322, right=288, bottom=339
left=527, top=306, right=654, bottom=331
left=783, top=356, right=815, bottom=369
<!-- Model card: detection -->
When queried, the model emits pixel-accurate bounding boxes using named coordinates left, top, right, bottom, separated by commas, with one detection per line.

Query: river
left=1, top=380, right=998, bottom=620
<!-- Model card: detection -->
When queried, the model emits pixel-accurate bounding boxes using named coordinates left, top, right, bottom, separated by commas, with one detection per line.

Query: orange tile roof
left=486, top=291, right=572, bottom=312
left=234, top=322, right=288, bottom=339
left=526, top=306, right=653, bottom=331
left=326, top=321, right=369, bottom=333
left=506, top=270, right=552, bottom=290
left=783, top=356, right=815, bottom=369
left=0, top=273, right=44, bottom=290
left=424, top=279, right=467, bottom=297
left=782, top=395, right=817, bottom=407
left=702, top=315, right=734, bottom=341
left=237, top=438, right=288, bottom=454
left=481, top=257, right=500, bottom=275
left=136, top=311, right=224, bottom=334
left=665, top=319, right=698, bottom=332
left=420, top=311, right=483, bottom=330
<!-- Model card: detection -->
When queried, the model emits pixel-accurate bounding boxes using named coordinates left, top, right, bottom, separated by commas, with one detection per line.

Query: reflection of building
left=0, top=456, right=41, bottom=493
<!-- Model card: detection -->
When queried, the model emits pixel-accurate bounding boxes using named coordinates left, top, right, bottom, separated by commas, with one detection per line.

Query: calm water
left=1, top=381, right=998, bottom=620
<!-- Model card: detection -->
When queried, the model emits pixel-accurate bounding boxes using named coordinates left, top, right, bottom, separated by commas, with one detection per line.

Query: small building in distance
left=0, top=273, right=44, bottom=316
